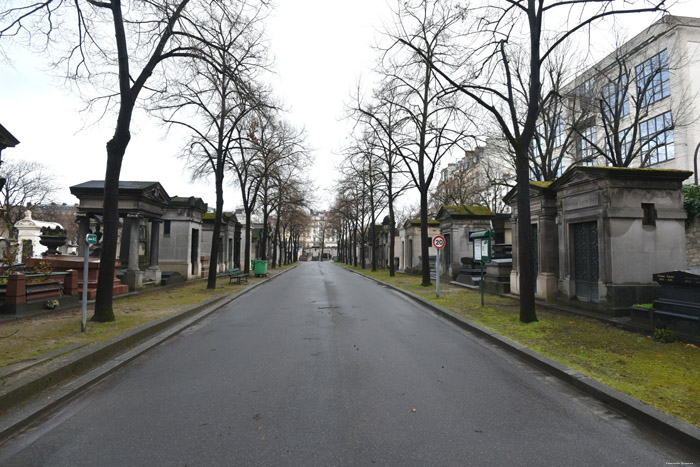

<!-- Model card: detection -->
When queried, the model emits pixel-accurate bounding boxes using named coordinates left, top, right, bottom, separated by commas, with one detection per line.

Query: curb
left=0, top=266, right=294, bottom=444
left=344, top=265, right=700, bottom=455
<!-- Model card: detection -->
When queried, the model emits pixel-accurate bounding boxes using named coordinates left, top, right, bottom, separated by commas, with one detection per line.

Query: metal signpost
left=82, top=234, right=98, bottom=332
left=469, top=230, right=492, bottom=306
left=433, top=235, right=445, bottom=298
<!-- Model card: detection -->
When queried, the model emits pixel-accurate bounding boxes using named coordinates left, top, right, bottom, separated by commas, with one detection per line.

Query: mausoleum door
left=531, top=224, right=538, bottom=293
left=444, top=233, right=451, bottom=275
left=573, top=221, right=599, bottom=303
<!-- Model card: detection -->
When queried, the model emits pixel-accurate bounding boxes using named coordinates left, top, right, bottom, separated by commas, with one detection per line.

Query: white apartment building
left=533, top=15, right=700, bottom=181
left=300, top=210, right=338, bottom=258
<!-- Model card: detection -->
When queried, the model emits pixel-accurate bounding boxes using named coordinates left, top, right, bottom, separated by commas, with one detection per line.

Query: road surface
left=0, top=262, right=694, bottom=465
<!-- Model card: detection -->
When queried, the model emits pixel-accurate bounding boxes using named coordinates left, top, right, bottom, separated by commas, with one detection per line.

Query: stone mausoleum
left=506, top=167, right=692, bottom=313
left=436, top=205, right=494, bottom=279
left=159, top=196, right=207, bottom=280
left=70, top=181, right=171, bottom=291
left=398, top=219, right=440, bottom=272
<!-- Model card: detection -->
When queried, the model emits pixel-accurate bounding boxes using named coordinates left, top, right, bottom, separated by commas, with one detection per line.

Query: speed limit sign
left=433, top=235, right=446, bottom=249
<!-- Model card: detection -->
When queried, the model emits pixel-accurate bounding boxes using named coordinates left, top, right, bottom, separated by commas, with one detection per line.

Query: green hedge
left=683, top=185, right=700, bottom=225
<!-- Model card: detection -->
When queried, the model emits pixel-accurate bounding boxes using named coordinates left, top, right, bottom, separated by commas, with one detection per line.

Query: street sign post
left=433, top=235, right=445, bottom=298
left=82, top=234, right=98, bottom=332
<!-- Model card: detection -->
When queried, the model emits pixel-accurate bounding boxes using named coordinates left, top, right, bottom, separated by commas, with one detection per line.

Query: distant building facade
left=532, top=15, right=700, bottom=181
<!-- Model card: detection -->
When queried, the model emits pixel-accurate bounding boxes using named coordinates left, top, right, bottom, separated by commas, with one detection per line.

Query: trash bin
left=253, top=259, right=268, bottom=277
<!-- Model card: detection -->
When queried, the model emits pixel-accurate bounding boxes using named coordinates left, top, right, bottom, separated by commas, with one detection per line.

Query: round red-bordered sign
left=433, top=235, right=446, bottom=249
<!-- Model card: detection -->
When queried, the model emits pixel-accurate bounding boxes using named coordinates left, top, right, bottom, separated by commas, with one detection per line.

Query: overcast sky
left=0, top=0, right=696, bottom=212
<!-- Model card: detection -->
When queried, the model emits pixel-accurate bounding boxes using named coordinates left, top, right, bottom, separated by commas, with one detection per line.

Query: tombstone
left=631, top=269, right=700, bottom=336
left=456, top=256, right=481, bottom=286
left=14, top=210, right=64, bottom=261
left=484, top=242, right=513, bottom=294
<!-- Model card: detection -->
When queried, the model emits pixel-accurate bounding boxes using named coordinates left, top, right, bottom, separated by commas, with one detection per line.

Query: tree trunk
left=419, top=187, right=431, bottom=287
left=514, top=1, right=540, bottom=323
left=272, top=215, right=280, bottom=269
left=244, top=209, right=252, bottom=273
left=93, top=140, right=127, bottom=323
left=261, top=208, right=269, bottom=261
left=388, top=200, right=396, bottom=277
left=207, top=172, right=224, bottom=289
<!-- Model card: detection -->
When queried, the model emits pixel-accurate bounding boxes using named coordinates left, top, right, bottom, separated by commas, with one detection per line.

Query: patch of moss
left=442, top=205, right=494, bottom=217
left=406, top=218, right=440, bottom=226
left=530, top=181, right=554, bottom=188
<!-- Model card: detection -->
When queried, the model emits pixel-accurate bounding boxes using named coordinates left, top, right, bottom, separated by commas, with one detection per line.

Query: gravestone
left=456, top=256, right=481, bottom=286
left=632, top=269, right=700, bottom=336
left=484, top=243, right=513, bottom=294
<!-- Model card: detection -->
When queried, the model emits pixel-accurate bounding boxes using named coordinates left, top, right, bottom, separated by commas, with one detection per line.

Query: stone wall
left=687, top=218, right=700, bottom=267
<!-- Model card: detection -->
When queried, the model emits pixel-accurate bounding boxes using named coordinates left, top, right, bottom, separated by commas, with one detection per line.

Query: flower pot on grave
left=39, top=235, right=67, bottom=256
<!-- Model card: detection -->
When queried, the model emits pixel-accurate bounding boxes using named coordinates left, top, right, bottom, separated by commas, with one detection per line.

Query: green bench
left=228, top=268, right=249, bottom=284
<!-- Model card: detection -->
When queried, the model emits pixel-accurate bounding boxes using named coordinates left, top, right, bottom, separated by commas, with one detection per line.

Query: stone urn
left=39, top=226, right=67, bottom=256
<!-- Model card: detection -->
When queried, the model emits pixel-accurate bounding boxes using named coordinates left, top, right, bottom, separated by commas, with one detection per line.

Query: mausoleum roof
left=437, top=205, right=494, bottom=219
left=549, top=166, right=693, bottom=190
left=70, top=180, right=170, bottom=218
left=0, top=123, right=20, bottom=150
left=403, top=218, right=440, bottom=228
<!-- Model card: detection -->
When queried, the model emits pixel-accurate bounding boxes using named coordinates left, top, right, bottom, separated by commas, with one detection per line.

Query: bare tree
left=399, top=0, right=667, bottom=322
left=349, top=80, right=412, bottom=276
left=155, top=1, right=269, bottom=289
left=379, top=0, right=474, bottom=286
left=0, top=160, right=57, bottom=238
left=1, top=0, right=271, bottom=322
left=248, top=115, right=308, bottom=262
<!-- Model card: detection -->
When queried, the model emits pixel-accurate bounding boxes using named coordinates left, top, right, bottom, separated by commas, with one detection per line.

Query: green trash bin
left=253, top=259, right=268, bottom=277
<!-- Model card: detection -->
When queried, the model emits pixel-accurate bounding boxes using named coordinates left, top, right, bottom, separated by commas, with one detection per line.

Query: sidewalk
left=0, top=266, right=294, bottom=444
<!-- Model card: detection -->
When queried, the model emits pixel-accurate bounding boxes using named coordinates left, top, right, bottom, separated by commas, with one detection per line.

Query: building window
left=642, top=203, right=656, bottom=226
left=602, top=74, right=629, bottom=119
left=576, top=78, right=595, bottom=100
left=640, top=111, right=674, bottom=165
left=553, top=114, right=564, bottom=148
left=635, top=49, right=670, bottom=107
left=556, top=160, right=566, bottom=177
left=164, top=220, right=171, bottom=236
left=576, top=126, right=597, bottom=166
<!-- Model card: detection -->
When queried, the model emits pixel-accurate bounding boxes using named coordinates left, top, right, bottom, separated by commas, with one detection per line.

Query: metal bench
left=227, top=268, right=249, bottom=284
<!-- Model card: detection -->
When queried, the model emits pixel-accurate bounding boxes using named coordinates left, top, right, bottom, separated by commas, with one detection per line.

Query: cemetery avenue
left=0, top=262, right=697, bottom=465
left=2, top=1, right=700, bottom=464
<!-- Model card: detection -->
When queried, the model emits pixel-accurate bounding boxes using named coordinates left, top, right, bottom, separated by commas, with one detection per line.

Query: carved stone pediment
left=146, top=185, right=170, bottom=204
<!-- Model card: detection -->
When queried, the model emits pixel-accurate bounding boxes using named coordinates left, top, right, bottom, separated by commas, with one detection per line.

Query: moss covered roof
left=405, top=218, right=440, bottom=226
left=441, top=205, right=494, bottom=217
left=202, top=212, right=236, bottom=223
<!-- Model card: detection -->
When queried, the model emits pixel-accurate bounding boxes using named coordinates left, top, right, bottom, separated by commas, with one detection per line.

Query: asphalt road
left=0, top=262, right=694, bottom=466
